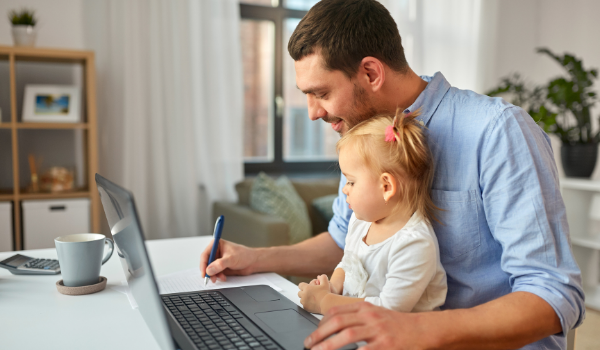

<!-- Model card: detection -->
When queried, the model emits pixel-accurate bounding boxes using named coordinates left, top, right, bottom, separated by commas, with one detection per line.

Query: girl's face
left=339, top=144, right=391, bottom=222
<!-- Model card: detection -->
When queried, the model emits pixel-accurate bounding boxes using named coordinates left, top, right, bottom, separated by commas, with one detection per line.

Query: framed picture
left=22, top=85, right=81, bottom=123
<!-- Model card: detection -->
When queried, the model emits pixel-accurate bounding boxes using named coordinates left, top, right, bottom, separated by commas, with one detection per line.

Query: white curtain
left=83, top=0, right=244, bottom=238
left=380, top=0, right=498, bottom=93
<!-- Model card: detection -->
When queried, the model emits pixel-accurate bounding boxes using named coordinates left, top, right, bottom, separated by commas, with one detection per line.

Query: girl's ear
left=380, top=172, right=397, bottom=203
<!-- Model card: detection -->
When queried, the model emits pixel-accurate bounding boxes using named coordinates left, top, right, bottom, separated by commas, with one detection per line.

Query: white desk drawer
left=0, top=202, right=12, bottom=252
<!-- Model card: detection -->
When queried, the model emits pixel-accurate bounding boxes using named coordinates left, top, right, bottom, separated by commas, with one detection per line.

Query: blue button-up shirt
left=328, top=72, right=585, bottom=349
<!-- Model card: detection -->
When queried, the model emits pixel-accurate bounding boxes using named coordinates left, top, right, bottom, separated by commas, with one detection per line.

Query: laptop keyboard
left=162, top=292, right=282, bottom=350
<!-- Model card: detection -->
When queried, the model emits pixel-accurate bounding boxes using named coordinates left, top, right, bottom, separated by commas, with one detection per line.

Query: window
left=240, top=0, right=339, bottom=175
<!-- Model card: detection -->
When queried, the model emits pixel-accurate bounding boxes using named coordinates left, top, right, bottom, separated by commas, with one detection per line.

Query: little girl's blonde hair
left=337, top=109, right=439, bottom=224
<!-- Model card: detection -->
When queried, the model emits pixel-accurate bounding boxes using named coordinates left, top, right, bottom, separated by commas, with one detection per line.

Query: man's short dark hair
left=288, top=0, right=409, bottom=78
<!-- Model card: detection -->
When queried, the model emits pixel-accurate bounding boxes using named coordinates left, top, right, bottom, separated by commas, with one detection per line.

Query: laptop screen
left=95, top=173, right=175, bottom=350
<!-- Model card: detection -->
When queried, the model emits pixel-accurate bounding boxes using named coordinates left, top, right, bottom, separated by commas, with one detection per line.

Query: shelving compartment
left=14, top=60, right=86, bottom=124
left=17, top=129, right=87, bottom=196
left=560, top=178, right=600, bottom=310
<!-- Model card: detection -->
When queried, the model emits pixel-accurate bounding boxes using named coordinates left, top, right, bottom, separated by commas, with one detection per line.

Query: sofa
left=212, top=177, right=339, bottom=248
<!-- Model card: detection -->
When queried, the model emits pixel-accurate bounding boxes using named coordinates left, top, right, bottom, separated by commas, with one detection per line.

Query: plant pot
left=11, top=25, right=37, bottom=47
left=561, top=143, right=598, bottom=178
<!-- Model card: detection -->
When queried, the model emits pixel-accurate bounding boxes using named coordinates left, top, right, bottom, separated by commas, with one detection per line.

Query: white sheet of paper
left=157, top=268, right=283, bottom=294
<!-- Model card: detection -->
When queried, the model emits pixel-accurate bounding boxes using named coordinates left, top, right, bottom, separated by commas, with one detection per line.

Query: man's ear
left=358, top=56, right=385, bottom=93
left=380, top=172, right=397, bottom=202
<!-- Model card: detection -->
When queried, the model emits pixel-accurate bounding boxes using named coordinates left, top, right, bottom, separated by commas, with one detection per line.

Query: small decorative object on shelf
left=22, top=85, right=81, bottom=123
left=8, top=8, right=37, bottom=47
left=487, top=48, right=599, bottom=178
left=40, top=166, right=74, bottom=193
left=27, top=154, right=41, bottom=193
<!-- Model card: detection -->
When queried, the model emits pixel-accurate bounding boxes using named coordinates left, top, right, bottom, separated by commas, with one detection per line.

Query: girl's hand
left=298, top=275, right=331, bottom=314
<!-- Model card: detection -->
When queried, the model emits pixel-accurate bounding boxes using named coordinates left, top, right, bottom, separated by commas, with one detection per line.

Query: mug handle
left=101, top=237, right=114, bottom=265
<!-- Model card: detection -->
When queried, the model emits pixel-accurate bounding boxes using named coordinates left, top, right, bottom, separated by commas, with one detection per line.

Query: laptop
left=95, top=174, right=356, bottom=350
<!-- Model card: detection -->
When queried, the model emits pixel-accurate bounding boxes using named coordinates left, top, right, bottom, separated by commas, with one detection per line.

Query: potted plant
left=8, top=8, right=37, bottom=47
left=486, top=48, right=599, bottom=178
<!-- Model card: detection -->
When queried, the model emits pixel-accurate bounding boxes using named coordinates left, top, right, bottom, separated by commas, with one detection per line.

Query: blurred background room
left=0, top=1, right=598, bottom=348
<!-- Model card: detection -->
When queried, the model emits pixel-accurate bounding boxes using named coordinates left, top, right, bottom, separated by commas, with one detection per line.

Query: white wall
left=0, top=0, right=84, bottom=48
left=483, top=0, right=600, bottom=178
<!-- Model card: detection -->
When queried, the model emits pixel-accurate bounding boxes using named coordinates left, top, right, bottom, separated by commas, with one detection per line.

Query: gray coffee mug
left=55, top=233, right=114, bottom=287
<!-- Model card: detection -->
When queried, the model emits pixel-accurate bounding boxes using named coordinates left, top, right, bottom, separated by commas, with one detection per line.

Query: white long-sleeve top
left=336, top=212, right=447, bottom=312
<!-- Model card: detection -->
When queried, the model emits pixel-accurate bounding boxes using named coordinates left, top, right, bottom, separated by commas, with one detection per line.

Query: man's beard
left=349, top=83, right=377, bottom=130
left=324, top=84, right=378, bottom=136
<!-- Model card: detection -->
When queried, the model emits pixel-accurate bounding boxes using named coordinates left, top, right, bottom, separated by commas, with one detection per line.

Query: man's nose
left=307, top=95, right=326, bottom=121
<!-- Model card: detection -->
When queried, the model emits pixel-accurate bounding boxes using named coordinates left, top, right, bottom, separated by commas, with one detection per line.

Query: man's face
left=295, top=53, right=378, bottom=136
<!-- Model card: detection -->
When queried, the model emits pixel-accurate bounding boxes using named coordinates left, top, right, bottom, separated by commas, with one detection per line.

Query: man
left=200, top=0, right=585, bottom=349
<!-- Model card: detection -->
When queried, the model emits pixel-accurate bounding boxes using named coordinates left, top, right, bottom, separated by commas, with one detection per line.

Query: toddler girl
left=298, top=110, right=447, bottom=314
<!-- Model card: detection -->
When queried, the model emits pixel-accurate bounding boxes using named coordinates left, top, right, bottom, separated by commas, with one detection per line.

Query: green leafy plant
left=8, top=8, right=37, bottom=26
left=486, top=48, right=598, bottom=144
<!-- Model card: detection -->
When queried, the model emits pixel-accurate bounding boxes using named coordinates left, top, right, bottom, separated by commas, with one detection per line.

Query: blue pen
left=204, top=215, right=225, bottom=286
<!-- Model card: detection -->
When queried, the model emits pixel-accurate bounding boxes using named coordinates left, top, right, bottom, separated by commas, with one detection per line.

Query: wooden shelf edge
left=0, top=123, right=11, bottom=129
left=16, top=122, right=88, bottom=130
left=560, top=178, right=600, bottom=192
left=0, top=194, right=14, bottom=201
left=572, top=235, right=600, bottom=250
left=19, top=191, right=91, bottom=200
left=0, top=45, right=93, bottom=61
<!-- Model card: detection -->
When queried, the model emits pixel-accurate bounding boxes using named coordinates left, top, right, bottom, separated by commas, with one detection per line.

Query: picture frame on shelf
left=22, top=85, right=81, bottom=123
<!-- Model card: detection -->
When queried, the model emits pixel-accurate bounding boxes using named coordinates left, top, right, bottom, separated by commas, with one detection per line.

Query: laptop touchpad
left=255, top=309, right=316, bottom=333
left=241, top=286, right=281, bottom=302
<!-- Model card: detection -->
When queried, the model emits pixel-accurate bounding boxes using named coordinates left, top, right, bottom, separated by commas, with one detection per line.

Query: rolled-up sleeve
left=328, top=174, right=353, bottom=249
left=480, top=106, right=585, bottom=335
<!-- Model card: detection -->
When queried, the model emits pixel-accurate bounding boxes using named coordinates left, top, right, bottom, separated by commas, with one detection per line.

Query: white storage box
left=23, top=198, right=90, bottom=250
left=0, top=202, right=12, bottom=252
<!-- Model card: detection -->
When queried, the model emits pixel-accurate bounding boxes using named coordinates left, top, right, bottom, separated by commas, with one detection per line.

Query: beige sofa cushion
left=249, top=173, right=312, bottom=245
left=235, top=176, right=340, bottom=236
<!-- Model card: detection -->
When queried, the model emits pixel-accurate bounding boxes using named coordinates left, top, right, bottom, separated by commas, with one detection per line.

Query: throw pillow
left=250, top=172, right=312, bottom=245
left=312, top=194, right=338, bottom=223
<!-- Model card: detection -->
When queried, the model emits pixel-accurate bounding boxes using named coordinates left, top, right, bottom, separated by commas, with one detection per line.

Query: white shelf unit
left=560, top=178, right=600, bottom=311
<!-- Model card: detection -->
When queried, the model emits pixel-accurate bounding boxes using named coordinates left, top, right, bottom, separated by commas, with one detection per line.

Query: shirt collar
left=405, top=72, right=451, bottom=126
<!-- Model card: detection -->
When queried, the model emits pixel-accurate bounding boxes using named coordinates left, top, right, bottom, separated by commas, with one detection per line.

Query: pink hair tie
left=385, top=125, right=396, bottom=142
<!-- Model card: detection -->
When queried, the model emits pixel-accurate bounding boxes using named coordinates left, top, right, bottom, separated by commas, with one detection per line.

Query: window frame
left=241, top=3, right=339, bottom=176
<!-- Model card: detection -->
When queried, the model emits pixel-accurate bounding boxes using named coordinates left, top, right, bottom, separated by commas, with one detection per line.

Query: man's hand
left=303, top=292, right=563, bottom=350
left=298, top=275, right=332, bottom=314
left=304, top=302, right=427, bottom=350
left=199, top=239, right=258, bottom=283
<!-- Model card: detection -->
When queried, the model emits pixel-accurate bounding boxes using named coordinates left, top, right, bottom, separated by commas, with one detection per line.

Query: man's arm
left=200, top=232, right=343, bottom=281
left=304, top=292, right=561, bottom=350
left=253, top=231, right=344, bottom=277
left=201, top=173, right=351, bottom=281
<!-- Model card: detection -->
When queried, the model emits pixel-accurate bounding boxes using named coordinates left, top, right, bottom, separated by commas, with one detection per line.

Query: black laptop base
left=163, top=285, right=357, bottom=350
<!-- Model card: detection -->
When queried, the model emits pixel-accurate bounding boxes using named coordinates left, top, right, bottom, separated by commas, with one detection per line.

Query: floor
left=576, top=308, right=600, bottom=350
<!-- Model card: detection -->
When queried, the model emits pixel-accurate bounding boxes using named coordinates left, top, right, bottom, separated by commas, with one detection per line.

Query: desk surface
left=0, top=236, right=303, bottom=350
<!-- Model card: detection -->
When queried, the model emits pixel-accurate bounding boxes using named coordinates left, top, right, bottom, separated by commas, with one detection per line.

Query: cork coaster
left=56, top=276, right=107, bottom=296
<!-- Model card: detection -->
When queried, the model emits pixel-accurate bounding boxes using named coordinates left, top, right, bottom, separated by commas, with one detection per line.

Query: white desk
left=0, top=236, right=302, bottom=350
